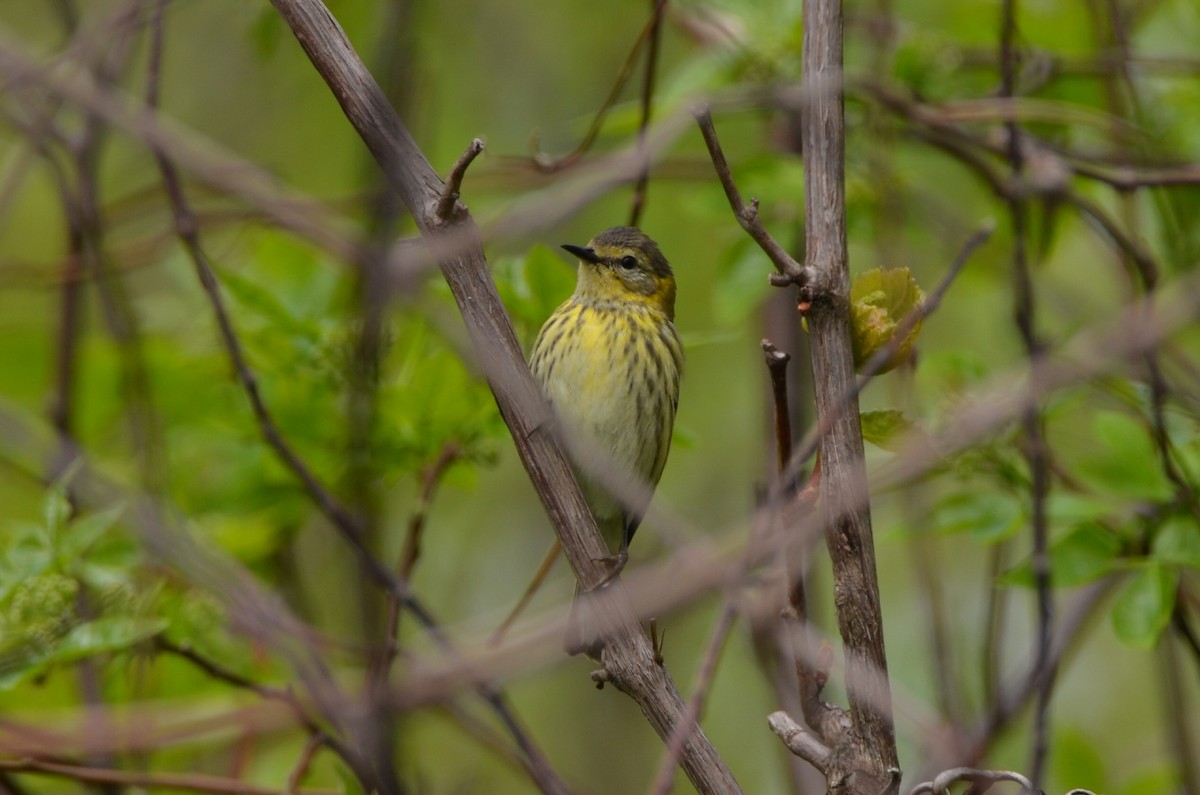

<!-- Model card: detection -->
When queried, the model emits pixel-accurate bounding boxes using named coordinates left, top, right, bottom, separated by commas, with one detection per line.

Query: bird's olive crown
left=588, top=226, right=673, bottom=279
left=563, top=226, right=676, bottom=314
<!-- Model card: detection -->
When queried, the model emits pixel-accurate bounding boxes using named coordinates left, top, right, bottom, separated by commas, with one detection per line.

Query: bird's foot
left=589, top=547, right=628, bottom=589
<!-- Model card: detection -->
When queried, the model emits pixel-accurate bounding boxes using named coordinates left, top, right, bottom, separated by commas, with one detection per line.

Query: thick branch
left=800, top=0, right=899, bottom=787
left=266, top=2, right=741, bottom=792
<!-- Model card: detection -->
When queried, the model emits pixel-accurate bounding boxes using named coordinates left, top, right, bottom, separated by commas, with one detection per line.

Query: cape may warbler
left=529, top=226, right=683, bottom=654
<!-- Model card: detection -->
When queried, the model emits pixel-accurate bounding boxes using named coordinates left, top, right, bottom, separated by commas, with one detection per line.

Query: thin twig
left=999, top=1, right=1054, bottom=786
left=528, top=5, right=665, bottom=173
left=628, top=0, right=667, bottom=227
left=284, top=734, right=327, bottom=795
left=490, top=539, right=563, bottom=646
left=398, top=443, right=462, bottom=580
left=762, top=341, right=793, bottom=474
left=766, top=712, right=832, bottom=773
left=694, top=109, right=807, bottom=286
left=647, top=602, right=739, bottom=795
left=0, top=758, right=339, bottom=795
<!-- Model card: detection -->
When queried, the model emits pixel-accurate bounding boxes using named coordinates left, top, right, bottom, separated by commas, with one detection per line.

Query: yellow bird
left=530, top=227, right=683, bottom=655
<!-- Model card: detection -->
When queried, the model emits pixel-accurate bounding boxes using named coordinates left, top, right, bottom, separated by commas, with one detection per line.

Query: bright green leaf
left=1004, top=522, right=1123, bottom=588
left=849, top=267, right=925, bottom=373
left=1111, top=562, right=1176, bottom=648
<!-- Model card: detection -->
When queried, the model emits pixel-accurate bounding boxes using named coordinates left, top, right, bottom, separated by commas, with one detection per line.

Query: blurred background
left=0, top=0, right=1198, bottom=793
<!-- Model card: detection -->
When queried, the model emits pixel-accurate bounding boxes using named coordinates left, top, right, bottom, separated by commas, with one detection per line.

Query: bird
left=529, top=226, right=683, bottom=655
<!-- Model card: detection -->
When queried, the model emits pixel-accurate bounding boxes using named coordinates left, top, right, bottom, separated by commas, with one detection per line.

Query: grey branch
left=266, top=1, right=742, bottom=792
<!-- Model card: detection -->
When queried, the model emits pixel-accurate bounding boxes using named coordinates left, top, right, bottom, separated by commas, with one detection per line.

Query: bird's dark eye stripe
left=619, top=255, right=638, bottom=269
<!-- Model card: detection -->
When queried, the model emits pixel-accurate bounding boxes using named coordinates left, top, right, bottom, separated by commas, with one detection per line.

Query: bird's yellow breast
left=529, top=299, right=682, bottom=544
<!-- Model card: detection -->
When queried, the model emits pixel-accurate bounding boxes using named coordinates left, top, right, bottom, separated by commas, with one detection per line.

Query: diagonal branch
left=265, top=1, right=742, bottom=792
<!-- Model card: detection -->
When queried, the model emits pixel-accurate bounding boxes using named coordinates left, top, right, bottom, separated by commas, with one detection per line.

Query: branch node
left=590, top=668, right=611, bottom=689
left=436, top=137, right=484, bottom=221
left=875, top=767, right=901, bottom=795
left=767, top=710, right=832, bottom=772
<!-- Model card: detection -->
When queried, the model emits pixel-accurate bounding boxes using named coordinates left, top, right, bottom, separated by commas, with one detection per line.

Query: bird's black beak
left=562, top=243, right=602, bottom=264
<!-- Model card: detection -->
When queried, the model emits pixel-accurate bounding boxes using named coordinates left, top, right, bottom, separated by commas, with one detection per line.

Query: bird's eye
left=619, top=255, right=638, bottom=269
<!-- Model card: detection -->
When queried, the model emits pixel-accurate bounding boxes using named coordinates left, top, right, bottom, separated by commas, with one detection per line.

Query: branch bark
left=800, top=0, right=899, bottom=790
left=265, top=2, right=741, bottom=792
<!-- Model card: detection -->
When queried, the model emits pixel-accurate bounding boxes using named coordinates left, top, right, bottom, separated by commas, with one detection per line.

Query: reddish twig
left=762, top=341, right=793, bottom=474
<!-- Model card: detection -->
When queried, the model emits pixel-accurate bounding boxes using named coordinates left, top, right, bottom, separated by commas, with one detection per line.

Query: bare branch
left=767, top=711, right=832, bottom=772
left=694, top=108, right=807, bottom=287
left=265, top=1, right=741, bottom=791
left=437, top=138, right=484, bottom=221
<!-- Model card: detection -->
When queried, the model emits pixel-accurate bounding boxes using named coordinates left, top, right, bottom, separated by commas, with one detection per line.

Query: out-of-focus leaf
left=1045, top=491, right=1123, bottom=527
left=1111, top=562, right=1176, bottom=648
left=932, top=491, right=1023, bottom=541
left=207, top=513, right=285, bottom=565
left=1005, top=522, right=1123, bottom=588
left=849, top=267, right=925, bottom=373
left=860, top=409, right=914, bottom=452
left=59, top=503, right=125, bottom=563
left=1050, top=522, right=1123, bottom=586
left=1117, top=768, right=1181, bottom=795
left=1073, top=410, right=1172, bottom=502
left=43, top=486, right=70, bottom=540
left=54, top=617, right=168, bottom=662
left=1051, top=728, right=1108, bottom=795
left=1151, top=516, right=1200, bottom=569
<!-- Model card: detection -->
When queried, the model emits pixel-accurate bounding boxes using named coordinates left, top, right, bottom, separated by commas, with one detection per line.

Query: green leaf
left=1111, top=562, right=1176, bottom=648
left=54, top=617, right=169, bottom=662
left=1051, top=727, right=1108, bottom=795
left=43, top=486, right=70, bottom=540
left=849, top=267, right=925, bottom=373
left=1151, top=516, right=1200, bottom=569
left=59, top=503, right=125, bottom=563
left=1051, top=523, right=1123, bottom=586
left=932, top=491, right=1024, bottom=541
left=1045, top=491, right=1122, bottom=527
left=1006, top=521, right=1124, bottom=587
left=860, top=410, right=914, bottom=452
left=1074, top=411, right=1172, bottom=502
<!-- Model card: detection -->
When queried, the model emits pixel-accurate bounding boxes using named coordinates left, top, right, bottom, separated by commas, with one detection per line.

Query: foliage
left=0, top=0, right=1197, bottom=793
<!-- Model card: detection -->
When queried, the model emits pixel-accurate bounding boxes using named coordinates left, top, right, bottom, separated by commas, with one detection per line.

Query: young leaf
left=849, top=267, right=925, bottom=374
left=860, top=409, right=915, bottom=452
